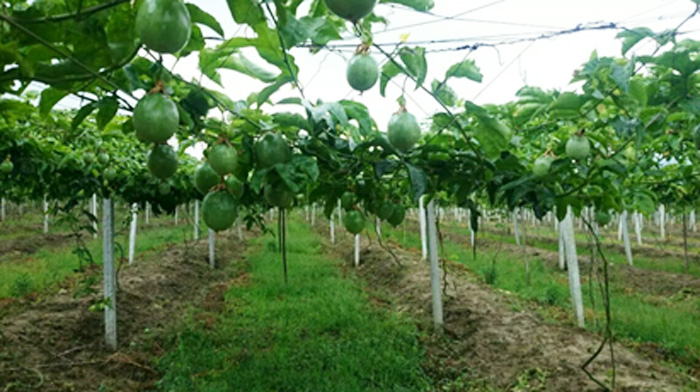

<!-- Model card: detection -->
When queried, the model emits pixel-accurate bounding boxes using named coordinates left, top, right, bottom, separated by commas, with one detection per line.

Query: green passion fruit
left=104, top=167, right=117, bottom=181
left=347, top=54, right=379, bottom=92
left=566, top=135, right=591, bottom=160
left=208, top=144, right=238, bottom=176
left=377, top=201, right=395, bottom=221
left=148, top=144, right=178, bottom=179
left=97, top=152, right=110, bottom=165
left=0, top=160, right=13, bottom=174
left=135, top=0, right=191, bottom=54
left=264, top=182, right=295, bottom=209
left=194, top=162, right=220, bottom=195
left=202, top=191, right=238, bottom=231
left=133, top=94, right=179, bottom=144
left=158, top=182, right=171, bottom=195
left=388, top=111, right=421, bottom=153
left=387, top=205, right=406, bottom=227
left=595, top=210, right=612, bottom=226
left=340, top=192, right=356, bottom=210
left=255, top=133, right=291, bottom=168
left=225, top=175, right=244, bottom=199
left=324, top=0, right=377, bottom=22
left=533, top=155, right=554, bottom=177
left=83, top=152, right=95, bottom=165
left=344, top=210, right=366, bottom=234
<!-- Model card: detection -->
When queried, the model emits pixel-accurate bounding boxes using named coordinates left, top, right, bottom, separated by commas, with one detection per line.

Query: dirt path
left=0, top=230, right=252, bottom=392
left=328, top=233, right=691, bottom=391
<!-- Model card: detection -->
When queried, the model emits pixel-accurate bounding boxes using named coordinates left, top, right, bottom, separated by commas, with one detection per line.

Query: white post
left=330, top=214, right=335, bottom=244
left=617, top=213, right=624, bottom=241
left=194, top=200, right=200, bottom=240
left=512, top=209, right=521, bottom=246
left=174, top=206, right=179, bottom=225
left=145, top=202, right=150, bottom=224
left=237, top=218, right=243, bottom=241
left=269, top=209, right=274, bottom=221
left=427, top=200, right=444, bottom=329
left=91, top=194, right=98, bottom=238
left=103, top=198, right=117, bottom=351
left=128, top=204, right=138, bottom=265
left=659, top=204, right=666, bottom=240
left=1, top=197, right=5, bottom=222
left=311, top=204, right=316, bottom=227
left=691, top=211, right=697, bottom=233
left=563, top=207, right=584, bottom=328
left=337, top=200, right=343, bottom=228
left=376, top=217, right=382, bottom=238
left=621, top=211, right=634, bottom=266
left=419, top=196, right=428, bottom=260
left=208, top=229, right=215, bottom=269
left=634, top=212, right=643, bottom=246
left=43, top=196, right=49, bottom=234
left=354, top=234, right=360, bottom=267
left=558, top=223, right=567, bottom=270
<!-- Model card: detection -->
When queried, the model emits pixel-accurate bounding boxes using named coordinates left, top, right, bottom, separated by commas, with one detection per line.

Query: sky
left=51, top=0, right=700, bottom=154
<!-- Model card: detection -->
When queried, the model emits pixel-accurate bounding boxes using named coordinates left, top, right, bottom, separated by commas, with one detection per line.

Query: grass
left=0, top=220, right=189, bottom=299
left=156, top=219, right=431, bottom=392
left=382, top=222, right=700, bottom=368
left=451, top=223, right=700, bottom=278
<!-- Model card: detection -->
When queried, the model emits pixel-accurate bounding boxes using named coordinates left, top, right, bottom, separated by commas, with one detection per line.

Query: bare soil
left=328, top=231, right=692, bottom=391
left=0, top=230, right=251, bottom=392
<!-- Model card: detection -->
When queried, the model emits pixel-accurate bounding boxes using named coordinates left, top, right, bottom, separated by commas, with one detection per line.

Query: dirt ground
left=326, top=230, right=693, bottom=391
left=0, top=230, right=250, bottom=392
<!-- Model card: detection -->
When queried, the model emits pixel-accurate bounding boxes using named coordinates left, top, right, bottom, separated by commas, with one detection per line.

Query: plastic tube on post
left=194, top=201, right=200, bottom=240
left=419, top=196, right=428, bottom=260
left=563, top=207, right=584, bottom=328
left=634, top=212, right=643, bottom=246
left=103, top=198, right=117, bottom=351
left=128, top=203, right=138, bottom=265
left=1, top=197, right=5, bottom=222
left=426, top=200, right=444, bottom=330
left=145, top=202, right=150, bottom=224
left=621, top=211, right=634, bottom=266
left=354, top=234, right=360, bottom=267
left=209, top=229, right=215, bottom=269
left=558, top=224, right=566, bottom=271
left=330, top=215, right=335, bottom=244
left=43, top=196, right=49, bottom=234
left=691, top=211, right=697, bottom=233
left=376, top=217, right=382, bottom=238
left=174, top=207, right=179, bottom=226
left=91, top=194, right=98, bottom=238
left=659, top=204, right=666, bottom=240
left=337, top=200, right=343, bottom=228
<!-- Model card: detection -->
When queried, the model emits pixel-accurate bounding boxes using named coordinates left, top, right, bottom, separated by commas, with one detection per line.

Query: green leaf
left=431, top=80, right=457, bottom=107
left=445, top=60, right=483, bottom=83
left=39, top=88, right=68, bottom=116
left=380, top=61, right=402, bottom=97
left=340, top=100, right=373, bottom=135
left=465, top=101, right=511, bottom=157
left=256, top=74, right=293, bottom=107
left=187, top=3, right=225, bottom=37
left=405, top=163, right=427, bottom=201
left=71, top=102, right=97, bottom=130
left=398, top=47, right=427, bottom=89
left=616, top=28, right=656, bottom=55
left=96, top=97, right=119, bottom=130
left=227, top=0, right=266, bottom=26
left=380, top=0, right=435, bottom=11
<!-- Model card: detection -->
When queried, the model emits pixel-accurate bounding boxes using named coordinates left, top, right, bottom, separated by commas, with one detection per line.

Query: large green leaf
left=398, top=47, right=427, bottom=89
left=616, top=28, right=655, bottom=55
left=379, top=61, right=402, bottom=97
left=96, top=97, right=119, bottom=131
left=39, top=88, right=68, bottom=116
left=445, top=60, right=483, bottom=83
left=187, top=3, right=225, bottom=37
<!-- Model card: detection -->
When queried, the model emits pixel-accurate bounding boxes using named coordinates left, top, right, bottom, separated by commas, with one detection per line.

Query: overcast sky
left=50, top=0, right=700, bottom=151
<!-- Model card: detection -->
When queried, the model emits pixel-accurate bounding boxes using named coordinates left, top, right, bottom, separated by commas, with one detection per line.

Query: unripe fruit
left=388, top=111, right=421, bottom=152
left=136, top=0, right=191, bottom=54
left=347, top=54, right=379, bottom=92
